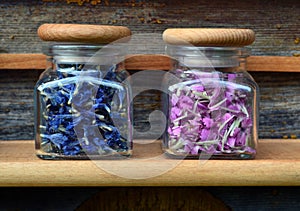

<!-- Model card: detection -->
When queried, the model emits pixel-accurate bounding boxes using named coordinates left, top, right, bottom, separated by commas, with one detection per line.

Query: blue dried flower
left=42, top=133, right=68, bottom=149
left=62, top=143, right=81, bottom=155
left=72, top=88, right=93, bottom=107
left=39, top=64, right=130, bottom=157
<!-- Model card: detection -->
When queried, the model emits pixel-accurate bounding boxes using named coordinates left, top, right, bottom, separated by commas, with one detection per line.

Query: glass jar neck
left=166, top=45, right=249, bottom=72
left=45, top=43, right=125, bottom=69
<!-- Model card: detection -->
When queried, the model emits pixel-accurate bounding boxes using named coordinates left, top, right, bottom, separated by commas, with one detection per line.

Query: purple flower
left=244, top=146, right=256, bottom=154
left=228, top=103, right=241, bottom=111
left=227, top=74, right=236, bottom=81
left=170, top=106, right=181, bottom=120
left=171, top=94, right=179, bottom=106
left=191, top=145, right=200, bottom=155
left=231, top=127, right=241, bottom=137
left=236, top=132, right=247, bottom=146
left=192, top=85, right=205, bottom=92
left=178, top=95, right=194, bottom=110
left=205, top=145, right=217, bottom=154
left=167, top=70, right=255, bottom=157
left=203, top=117, right=213, bottom=128
left=225, top=90, right=235, bottom=102
left=183, top=140, right=194, bottom=153
left=242, top=117, right=252, bottom=128
left=172, top=126, right=182, bottom=136
left=222, top=113, right=234, bottom=122
left=227, top=137, right=236, bottom=147
left=200, top=129, right=210, bottom=141
left=188, top=118, right=202, bottom=126
left=197, top=102, right=209, bottom=110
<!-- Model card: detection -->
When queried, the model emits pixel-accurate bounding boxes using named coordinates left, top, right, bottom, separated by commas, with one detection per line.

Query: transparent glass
left=163, top=46, right=259, bottom=159
left=34, top=44, right=132, bottom=159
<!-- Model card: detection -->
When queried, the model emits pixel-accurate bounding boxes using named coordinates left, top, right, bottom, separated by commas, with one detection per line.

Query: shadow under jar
left=162, top=28, right=259, bottom=159
left=34, top=24, right=132, bottom=159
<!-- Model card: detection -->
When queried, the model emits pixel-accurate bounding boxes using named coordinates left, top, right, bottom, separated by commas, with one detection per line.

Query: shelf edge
left=0, top=54, right=300, bottom=72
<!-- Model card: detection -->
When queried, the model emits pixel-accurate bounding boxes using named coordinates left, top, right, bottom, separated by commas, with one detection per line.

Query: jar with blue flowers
left=35, top=24, right=132, bottom=159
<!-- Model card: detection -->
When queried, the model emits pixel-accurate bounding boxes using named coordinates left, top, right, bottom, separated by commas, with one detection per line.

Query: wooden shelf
left=1, top=54, right=300, bottom=72
left=0, top=139, right=299, bottom=187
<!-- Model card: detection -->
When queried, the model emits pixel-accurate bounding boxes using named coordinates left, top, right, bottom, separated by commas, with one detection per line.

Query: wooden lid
left=38, top=24, right=131, bottom=44
left=163, top=28, right=255, bottom=47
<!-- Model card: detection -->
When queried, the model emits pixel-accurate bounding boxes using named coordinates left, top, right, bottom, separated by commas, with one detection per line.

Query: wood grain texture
left=251, top=72, right=300, bottom=138
left=1, top=54, right=300, bottom=72
left=0, top=139, right=299, bottom=187
left=1, top=0, right=300, bottom=56
left=163, top=28, right=255, bottom=46
left=0, top=54, right=46, bottom=69
left=0, top=70, right=42, bottom=140
left=38, top=24, right=131, bottom=43
left=248, top=56, right=300, bottom=72
left=76, top=187, right=230, bottom=211
left=125, top=54, right=171, bottom=70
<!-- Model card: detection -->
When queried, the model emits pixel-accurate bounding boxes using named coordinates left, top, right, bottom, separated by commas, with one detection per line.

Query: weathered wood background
left=1, top=0, right=300, bottom=140
left=1, top=0, right=300, bottom=210
left=1, top=0, right=300, bottom=56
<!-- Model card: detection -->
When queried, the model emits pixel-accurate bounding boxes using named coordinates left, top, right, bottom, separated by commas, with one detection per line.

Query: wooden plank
left=125, top=54, right=171, bottom=70
left=0, top=54, right=46, bottom=70
left=1, top=0, right=300, bottom=57
left=0, top=70, right=41, bottom=140
left=247, top=56, right=300, bottom=72
left=0, top=139, right=299, bottom=187
left=1, top=54, right=300, bottom=72
left=251, top=72, right=300, bottom=139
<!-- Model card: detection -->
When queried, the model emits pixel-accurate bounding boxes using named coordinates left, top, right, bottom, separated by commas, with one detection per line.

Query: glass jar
left=163, top=45, right=259, bottom=159
left=34, top=44, right=132, bottom=159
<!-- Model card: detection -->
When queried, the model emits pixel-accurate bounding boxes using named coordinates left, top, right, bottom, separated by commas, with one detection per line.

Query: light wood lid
left=163, top=28, right=255, bottom=47
left=38, top=24, right=131, bottom=43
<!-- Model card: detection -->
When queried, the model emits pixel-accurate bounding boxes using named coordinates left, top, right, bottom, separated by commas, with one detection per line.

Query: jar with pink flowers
left=162, top=28, right=259, bottom=159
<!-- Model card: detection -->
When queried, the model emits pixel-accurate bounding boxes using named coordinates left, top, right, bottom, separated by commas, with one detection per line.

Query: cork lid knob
left=163, top=28, right=255, bottom=47
left=38, top=24, right=131, bottom=44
